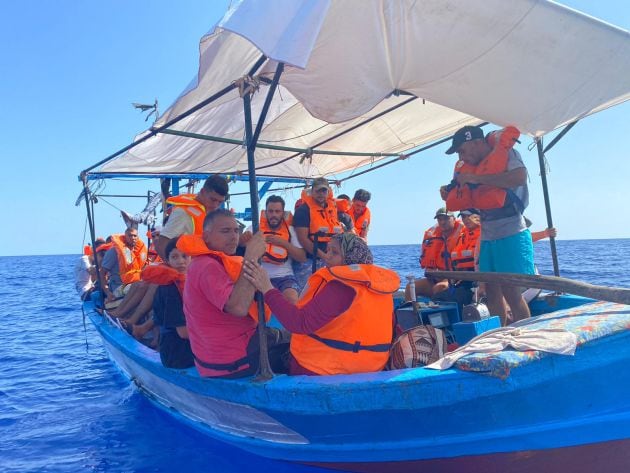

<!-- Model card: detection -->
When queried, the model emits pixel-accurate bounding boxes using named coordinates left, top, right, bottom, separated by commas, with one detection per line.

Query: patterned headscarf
left=332, top=233, right=373, bottom=265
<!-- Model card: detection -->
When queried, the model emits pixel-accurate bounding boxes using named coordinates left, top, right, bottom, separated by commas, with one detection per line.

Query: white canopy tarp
left=97, top=0, right=630, bottom=179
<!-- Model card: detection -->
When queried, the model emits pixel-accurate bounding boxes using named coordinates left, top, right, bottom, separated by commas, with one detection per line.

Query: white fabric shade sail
left=95, top=0, right=630, bottom=180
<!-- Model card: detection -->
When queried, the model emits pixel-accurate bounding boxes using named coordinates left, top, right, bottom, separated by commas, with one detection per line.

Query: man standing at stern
left=440, top=125, right=534, bottom=325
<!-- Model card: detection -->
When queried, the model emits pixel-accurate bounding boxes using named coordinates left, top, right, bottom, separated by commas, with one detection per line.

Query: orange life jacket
left=145, top=230, right=162, bottom=263
left=419, top=221, right=463, bottom=271
left=165, top=194, right=206, bottom=235
left=259, top=210, right=293, bottom=265
left=176, top=234, right=270, bottom=322
left=300, top=191, right=343, bottom=243
left=450, top=225, right=481, bottom=271
left=110, top=234, right=148, bottom=285
left=352, top=206, right=371, bottom=238
left=335, top=198, right=351, bottom=214
left=291, top=264, right=399, bottom=375
left=95, top=242, right=114, bottom=254
left=445, top=126, right=521, bottom=211
left=142, top=263, right=185, bottom=294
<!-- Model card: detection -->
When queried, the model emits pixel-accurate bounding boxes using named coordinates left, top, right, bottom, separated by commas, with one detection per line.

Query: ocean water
left=1, top=239, right=629, bottom=473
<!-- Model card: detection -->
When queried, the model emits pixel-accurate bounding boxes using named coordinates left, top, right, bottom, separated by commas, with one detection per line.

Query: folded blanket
left=426, top=327, right=577, bottom=370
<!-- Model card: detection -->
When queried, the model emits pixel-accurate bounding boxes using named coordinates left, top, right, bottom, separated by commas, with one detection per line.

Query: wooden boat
left=84, top=295, right=630, bottom=472
left=78, top=1, right=630, bottom=471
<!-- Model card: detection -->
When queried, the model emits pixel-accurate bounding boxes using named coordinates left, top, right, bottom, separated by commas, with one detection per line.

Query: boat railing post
left=242, top=61, right=285, bottom=381
left=81, top=177, right=105, bottom=308
left=312, top=233, right=319, bottom=274
left=535, top=138, right=560, bottom=277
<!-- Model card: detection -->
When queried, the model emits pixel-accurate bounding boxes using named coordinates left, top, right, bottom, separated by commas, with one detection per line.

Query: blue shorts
left=271, top=275, right=299, bottom=293
left=478, top=229, right=535, bottom=274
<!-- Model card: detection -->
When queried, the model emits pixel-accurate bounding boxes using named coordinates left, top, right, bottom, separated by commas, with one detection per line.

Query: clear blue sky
left=0, top=1, right=628, bottom=256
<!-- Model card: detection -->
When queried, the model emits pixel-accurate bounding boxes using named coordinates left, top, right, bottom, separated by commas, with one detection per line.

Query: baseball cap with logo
left=445, top=125, right=485, bottom=155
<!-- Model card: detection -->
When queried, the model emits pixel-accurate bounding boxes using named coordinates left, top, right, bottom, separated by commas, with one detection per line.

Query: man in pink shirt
left=183, top=208, right=290, bottom=378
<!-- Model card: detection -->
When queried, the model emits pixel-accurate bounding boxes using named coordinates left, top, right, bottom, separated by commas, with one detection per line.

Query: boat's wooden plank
left=427, top=271, right=630, bottom=305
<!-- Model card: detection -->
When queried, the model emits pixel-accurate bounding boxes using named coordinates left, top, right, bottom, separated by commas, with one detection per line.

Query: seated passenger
left=180, top=209, right=290, bottom=379
left=75, top=237, right=106, bottom=301
left=142, top=237, right=194, bottom=369
left=101, top=225, right=148, bottom=301
left=405, top=207, right=463, bottom=300
left=103, top=225, right=157, bottom=329
left=335, top=194, right=355, bottom=233
left=239, top=195, right=307, bottom=304
left=433, top=209, right=481, bottom=311
left=243, top=233, right=399, bottom=376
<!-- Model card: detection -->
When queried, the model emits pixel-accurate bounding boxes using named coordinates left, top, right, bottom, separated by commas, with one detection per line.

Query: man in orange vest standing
left=350, top=189, right=372, bottom=241
left=406, top=207, right=463, bottom=300
left=440, top=125, right=534, bottom=325
left=156, top=174, right=229, bottom=261
left=240, top=195, right=306, bottom=303
left=293, top=177, right=343, bottom=290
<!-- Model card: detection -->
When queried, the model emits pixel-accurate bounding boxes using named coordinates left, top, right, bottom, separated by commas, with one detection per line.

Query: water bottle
left=406, top=274, right=416, bottom=302
left=406, top=274, right=421, bottom=321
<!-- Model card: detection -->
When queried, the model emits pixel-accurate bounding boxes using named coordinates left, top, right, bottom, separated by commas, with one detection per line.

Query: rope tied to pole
left=299, top=148, right=313, bottom=164
left=234, top=75, right=261, bottom=98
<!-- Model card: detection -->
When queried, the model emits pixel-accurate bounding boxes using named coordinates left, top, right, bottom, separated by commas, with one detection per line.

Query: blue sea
left=1, top=239, right=629, bottom=473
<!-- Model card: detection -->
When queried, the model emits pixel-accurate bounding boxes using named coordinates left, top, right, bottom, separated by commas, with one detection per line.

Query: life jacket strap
left=308, top=334, right=391, bottom=353
left=482, top=189, right=525, bottom=221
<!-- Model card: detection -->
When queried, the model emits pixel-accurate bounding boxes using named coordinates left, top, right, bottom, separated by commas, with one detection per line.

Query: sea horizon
left=1, top=236, right=629, bottom=258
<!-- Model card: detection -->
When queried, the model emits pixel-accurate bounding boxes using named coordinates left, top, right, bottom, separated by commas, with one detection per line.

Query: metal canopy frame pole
left=157, top=128, right=403, bottom=158
left=79, top=54, right=268, bottom=179
left=242, top=62, right=285, bottom=381
left=536, top=138, right=560, bottom=277
left=543, top=120, right=579, bottom=154
left=81, top=178, right=104, bottom=305
left=252, top=95, right=418, bottom=173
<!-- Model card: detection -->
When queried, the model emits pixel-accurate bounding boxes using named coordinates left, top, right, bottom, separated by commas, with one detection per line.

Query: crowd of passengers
left=75, top=125, right=556, bottom=378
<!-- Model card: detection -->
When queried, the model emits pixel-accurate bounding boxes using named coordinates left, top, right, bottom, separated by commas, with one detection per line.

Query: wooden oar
left=427, top=270, right=630, bottom=305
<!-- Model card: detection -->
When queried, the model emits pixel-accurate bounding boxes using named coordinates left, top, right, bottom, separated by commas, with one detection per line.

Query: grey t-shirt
left=480, top=149, right=529, bottom=241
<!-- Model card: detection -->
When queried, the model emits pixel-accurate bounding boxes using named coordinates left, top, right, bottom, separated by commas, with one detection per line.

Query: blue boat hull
left=86, top=298, right=630, bottom=471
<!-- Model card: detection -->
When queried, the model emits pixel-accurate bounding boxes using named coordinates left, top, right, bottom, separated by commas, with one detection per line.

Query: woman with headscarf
left=243, top=233, right=400, bottom=376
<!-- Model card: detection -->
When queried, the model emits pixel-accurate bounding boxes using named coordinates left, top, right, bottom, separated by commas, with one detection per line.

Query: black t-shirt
left=153, top=283, right=186, bottom=327
left=152, top=283, right=194, bottom=369
left=293, top=203, right=328, bottom=258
